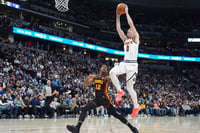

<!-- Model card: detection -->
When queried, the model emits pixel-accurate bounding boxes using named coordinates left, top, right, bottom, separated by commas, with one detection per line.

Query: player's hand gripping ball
left=116, top=3, right=127, bottom=15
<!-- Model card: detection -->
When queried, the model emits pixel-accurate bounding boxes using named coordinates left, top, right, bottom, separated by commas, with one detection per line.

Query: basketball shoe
left=115, top=90, right=125, bottom=102
left=130, top=126, right=139, bottom=133
left=131, top=107, right=141, bottom=118
left=66, top=125, right=79, bottom=133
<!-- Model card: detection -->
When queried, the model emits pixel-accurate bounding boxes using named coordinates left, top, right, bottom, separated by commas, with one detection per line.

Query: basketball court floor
left=0, top=116, right=199, bottom=133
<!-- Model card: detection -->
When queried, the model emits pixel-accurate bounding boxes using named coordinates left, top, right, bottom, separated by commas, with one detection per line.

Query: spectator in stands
left=76, top=97, right=84, bottom=114
left=23, top=96, right=33, bottom=118
left=66, top=98, right=77, bottom=116
left=14, top=94, right=25, bottom=118
left=0, top=95, right=10, bottom=118
left=0, top=84, right=4, bottom=96
left=38, top=95, right=45, bottom=118
left=50, top=97, right=61, bottom=117
left=153, top=100, right=161, bottom=116
left=66, top=94, right=72, bottom=105
left=140, top=101, right=146, bottom=115
left=6, top=92, right=18, bottom=118
left=0, top=38, right=199, bottom=119
left=0, top=84, right=3, bottom=91
left=59, top=94, right=69, bottom=116
left=31, top=94, right=40, bottom=118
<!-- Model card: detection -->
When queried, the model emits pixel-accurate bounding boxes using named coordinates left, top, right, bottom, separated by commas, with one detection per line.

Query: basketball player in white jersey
left=109, top=5, right=141, bottom=118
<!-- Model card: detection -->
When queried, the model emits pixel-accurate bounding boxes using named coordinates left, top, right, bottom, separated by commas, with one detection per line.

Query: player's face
left=100, top=65, right=108, bottom=73
left=127, top=28, right=133, bottom=38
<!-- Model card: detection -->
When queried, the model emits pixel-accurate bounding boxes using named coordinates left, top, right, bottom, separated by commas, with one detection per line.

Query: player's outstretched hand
left=116, top=10, right=121, bottom=17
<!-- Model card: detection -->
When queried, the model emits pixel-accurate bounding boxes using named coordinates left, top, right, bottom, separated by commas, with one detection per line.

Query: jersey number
left=126, top=46, right=129, bottom=52
left=95, top=84, right=101, bottom=90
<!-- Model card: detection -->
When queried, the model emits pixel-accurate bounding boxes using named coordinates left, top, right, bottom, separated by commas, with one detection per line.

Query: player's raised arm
left=116, top=11, right=127, bottom=42
left=125, top=6, right=140, bottom=44
left=82, top=75, right=96, bottom=88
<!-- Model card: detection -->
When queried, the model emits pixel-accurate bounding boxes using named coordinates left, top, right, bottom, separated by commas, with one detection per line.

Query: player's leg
left=126, top=66, right=141, bottom=118
left=67, top=99, right=98, bottom=133
left=109, top=62, right=125, bottom=102
left=107, top=104, right=139, bottom=133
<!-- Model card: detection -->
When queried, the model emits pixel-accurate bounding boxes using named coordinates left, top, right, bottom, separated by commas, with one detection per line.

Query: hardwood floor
left=0, top=116, right=199, bottom=133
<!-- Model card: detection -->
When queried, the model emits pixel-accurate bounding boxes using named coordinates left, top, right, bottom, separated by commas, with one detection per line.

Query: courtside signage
left=188, top=38, right=200, bottom=42
left=0, top=0, right=20, bottom=9
left=13, top=27, right=200, bottom=62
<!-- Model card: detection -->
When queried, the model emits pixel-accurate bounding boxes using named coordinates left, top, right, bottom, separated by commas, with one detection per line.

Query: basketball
left=116, top=3, right=127, bottom=14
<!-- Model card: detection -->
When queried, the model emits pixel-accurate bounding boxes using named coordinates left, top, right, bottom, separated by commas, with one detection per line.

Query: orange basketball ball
left=116, top=3, right=127, bottom=14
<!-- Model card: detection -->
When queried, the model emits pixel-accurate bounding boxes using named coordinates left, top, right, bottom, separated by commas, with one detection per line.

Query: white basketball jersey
left=124, top=38, right=139, bottom=60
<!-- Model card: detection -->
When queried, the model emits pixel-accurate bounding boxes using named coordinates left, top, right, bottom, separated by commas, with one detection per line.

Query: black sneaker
left=130, top=126, right=139, bottom=133
left=66, top=125, right=79, bottom=133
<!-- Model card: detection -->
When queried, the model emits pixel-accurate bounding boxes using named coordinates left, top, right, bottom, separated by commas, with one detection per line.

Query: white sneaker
left=24, top=114, right=29, bottom=118
left=45, top=114, right=48, bottom=118
left=19, top=115, right=23, bottom=119
left=31, top=114, right=35, bottom=118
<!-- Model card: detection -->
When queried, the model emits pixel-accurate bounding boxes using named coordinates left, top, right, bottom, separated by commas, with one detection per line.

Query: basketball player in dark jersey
left=67, top=65, right=139, bottom=133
